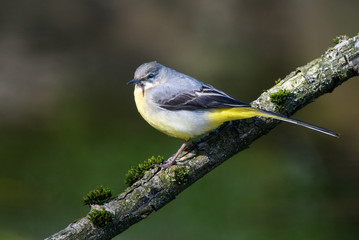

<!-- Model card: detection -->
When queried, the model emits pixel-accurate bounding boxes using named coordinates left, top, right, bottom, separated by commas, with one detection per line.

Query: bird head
left=127, top=61, right=166, bottom=90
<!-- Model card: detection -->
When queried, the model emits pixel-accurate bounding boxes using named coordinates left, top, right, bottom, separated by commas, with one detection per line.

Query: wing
left=156, top=84, right=250, bottom=111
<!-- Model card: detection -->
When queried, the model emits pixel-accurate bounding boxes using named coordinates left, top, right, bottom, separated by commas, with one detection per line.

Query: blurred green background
left=0, top=1, right=358, bottom=239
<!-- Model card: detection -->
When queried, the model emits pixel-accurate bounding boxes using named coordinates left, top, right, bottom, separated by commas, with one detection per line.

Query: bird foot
left=155, top=158, right=185, bottom=169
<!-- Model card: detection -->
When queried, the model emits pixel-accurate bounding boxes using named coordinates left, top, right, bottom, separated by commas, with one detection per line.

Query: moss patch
left=274, top=78, right=282, bottom=84
left=125, top=156, right=164, bottom=187
left=333, top=35, right=348, bottom=44
left=88, top=209, right=114, bottom=228
left=170, top=166, right=189, bottom=185
left=333, top=36, right=340, bottom=44
left=83, top=186, right=112, bottom=206
left=269, top=89, right=290, bottom=111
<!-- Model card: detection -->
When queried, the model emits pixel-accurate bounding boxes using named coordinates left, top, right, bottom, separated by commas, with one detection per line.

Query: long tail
left=209, top=107, right=339, bottom=137
left=253, top=108, right=339, bottom=137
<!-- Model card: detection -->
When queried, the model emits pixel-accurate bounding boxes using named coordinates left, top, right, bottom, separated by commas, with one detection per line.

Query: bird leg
left=156, top=140, right=189, bottom=169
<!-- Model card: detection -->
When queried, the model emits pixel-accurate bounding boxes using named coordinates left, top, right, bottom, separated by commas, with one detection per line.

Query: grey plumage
left=133, top=61, right=250, bottom=111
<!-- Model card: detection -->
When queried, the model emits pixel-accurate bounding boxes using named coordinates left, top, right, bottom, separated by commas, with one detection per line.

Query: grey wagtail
left=128, top=61, right=339, bottom=168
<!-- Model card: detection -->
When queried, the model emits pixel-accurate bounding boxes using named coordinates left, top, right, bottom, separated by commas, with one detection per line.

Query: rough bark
left=46, top=34, right=359, bottom=240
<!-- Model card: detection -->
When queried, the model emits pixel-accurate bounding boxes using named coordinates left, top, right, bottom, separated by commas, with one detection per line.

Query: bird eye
left=148, top=73, right=155, bottom=79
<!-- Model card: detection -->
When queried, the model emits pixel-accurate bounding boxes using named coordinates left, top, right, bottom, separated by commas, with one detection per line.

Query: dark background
left=0, top=1, right=358, bottom=239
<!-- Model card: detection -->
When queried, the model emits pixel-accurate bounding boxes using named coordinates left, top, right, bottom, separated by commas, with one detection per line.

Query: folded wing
left=156, top=84, right=250, bottom=111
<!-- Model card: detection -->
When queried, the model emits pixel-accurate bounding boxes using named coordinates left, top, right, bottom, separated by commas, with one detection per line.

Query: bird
left=127, top=61, right=339, bottom=168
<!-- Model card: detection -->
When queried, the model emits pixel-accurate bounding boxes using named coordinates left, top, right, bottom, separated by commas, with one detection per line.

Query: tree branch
left=46, top=34, right=359, bottom=240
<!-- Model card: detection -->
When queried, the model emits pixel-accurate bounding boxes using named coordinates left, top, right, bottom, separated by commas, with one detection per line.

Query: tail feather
left=209, top=107, right=339, bottom=137
left=255, top=108, right=339, bottom=137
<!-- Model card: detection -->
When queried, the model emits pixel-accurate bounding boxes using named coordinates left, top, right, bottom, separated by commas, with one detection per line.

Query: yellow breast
left=133, top=86, right=215, bottom=140
left=133, top=86, right=146, bottom=117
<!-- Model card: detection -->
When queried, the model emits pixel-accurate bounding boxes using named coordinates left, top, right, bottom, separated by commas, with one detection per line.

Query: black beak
left=127, top=78, right=139, bottom=85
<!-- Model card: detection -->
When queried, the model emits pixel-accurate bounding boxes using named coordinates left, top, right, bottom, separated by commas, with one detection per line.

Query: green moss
left=270, top=89, right=289, bottom=104
left=88, top=209, right=114, bottom=228
left=171, top=166, right=189, bottom=185
left=125, top=156, right=164, bottom=187
left=274, top=78, right=282, bottom=84
left=269, top=89, right=290, bottom=111
left=333, top=35, right=348, bottom=44
left=83, top=185, right=112, bottom=206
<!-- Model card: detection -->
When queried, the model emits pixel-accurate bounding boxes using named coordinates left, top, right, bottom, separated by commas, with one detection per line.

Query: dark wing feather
left=157, top=84, right=250, bottom=111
